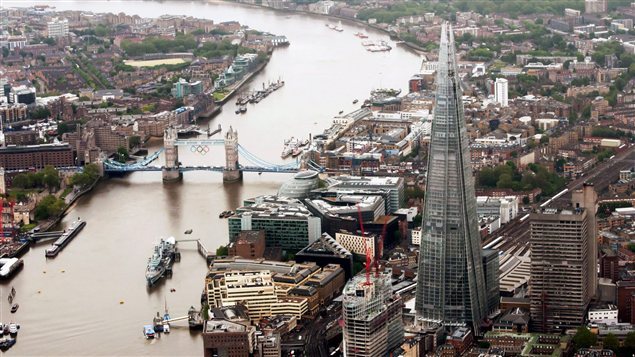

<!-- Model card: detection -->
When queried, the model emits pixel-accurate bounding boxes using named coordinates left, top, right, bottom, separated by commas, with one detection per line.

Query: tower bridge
left=102, top=126, right=322, bottom=183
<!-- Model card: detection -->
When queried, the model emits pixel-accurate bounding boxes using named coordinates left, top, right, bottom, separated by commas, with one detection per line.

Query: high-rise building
left=415, top=23, right=489, bottom=335
left=585, top=0, right=607, bottom=13
left=342, top=270, right=403, bottom=356
left=46, top=18, right=69, bottom=38
left=529, top=207, right=592, bottom=332
left=482, top=249, right=501, bottom=314
left=572, top=183, right=598, bottom=298
left=494, top=78, right=509, bottom=107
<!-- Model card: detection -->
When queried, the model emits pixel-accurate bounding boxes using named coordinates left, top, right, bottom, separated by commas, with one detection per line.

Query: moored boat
left=45, top=219, right=86, bottom=258
left=145, top=237, right=179, bottom=287
left=0, top=336, right=15, bottom=351
left=143, top=325, right=155, bottom=339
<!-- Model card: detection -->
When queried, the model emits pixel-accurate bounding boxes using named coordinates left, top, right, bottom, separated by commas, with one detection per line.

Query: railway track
left=482, top=145, right=635, bottom=253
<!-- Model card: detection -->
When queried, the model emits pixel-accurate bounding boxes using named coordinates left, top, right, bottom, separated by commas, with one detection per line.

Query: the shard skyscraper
left=415, top=23, right=487, bottom=335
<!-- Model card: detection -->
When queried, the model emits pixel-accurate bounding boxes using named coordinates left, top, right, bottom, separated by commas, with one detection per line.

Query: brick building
left=0, top=144, right=74, bottom=170
left=228, top=230, right=266, bottom=259
left=4, top=131, right=38, bottom=146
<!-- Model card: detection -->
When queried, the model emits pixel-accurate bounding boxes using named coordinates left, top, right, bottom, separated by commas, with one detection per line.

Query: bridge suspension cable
left=237, top=145, right=299, bottom=169
left=103, top=148, right=164, bottom=171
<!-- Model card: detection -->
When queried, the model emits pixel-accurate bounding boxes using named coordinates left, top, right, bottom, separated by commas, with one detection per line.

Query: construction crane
left=357, top=204, right=372, bottom=286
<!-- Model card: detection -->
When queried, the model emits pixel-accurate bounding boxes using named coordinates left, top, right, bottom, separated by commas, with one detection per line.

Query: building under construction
left=342, top=269, right=403, bottom=356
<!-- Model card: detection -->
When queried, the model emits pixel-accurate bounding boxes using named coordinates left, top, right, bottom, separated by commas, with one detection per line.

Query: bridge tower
left=163, top=125, right=182, bottom=183
left=223, top=126, right=242, bottom=183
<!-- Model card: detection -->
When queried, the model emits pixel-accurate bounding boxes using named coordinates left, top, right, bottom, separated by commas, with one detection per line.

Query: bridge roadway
left=103, top=165, right=299, bottom=173
left=482, top=144, right=635, bottom=254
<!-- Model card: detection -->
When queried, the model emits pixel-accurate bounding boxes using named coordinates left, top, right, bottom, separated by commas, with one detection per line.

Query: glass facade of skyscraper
left=415, top=23, right=488, bottom=335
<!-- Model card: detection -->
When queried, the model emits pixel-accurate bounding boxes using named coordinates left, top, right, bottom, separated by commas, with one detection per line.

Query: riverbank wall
left=39, top=177, right=101, bottom=233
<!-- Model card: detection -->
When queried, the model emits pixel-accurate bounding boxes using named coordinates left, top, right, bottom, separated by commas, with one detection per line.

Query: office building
left=11, top=85, right=36, bottom=105
left=342, top=270, right=404, bottom=356
left=205, top=269, right=308, bottom=320
left=585, top=0, right=607, bottom=13
left=278, top=170, right=319, bottom=199
left=304, top=194, right=386, bottom=237
left=587, top=304, right=618, bottom=325
left=476, top=196, right=518, bottom=224
left=227, top=230, right=266, bottom=259
left=202, top=305, right=255, bottom=357
left=257, top=333, right=281, bottom=357
left=617, top=280, right=635, bottom=323
left=171, top=78, right=203, bottom=98
left=494, top=78, right=509, bottom=107
left=483, top=249, right=501, bottom=314
left=205, top=257, right=345, bottom=319
left=317, top=175, right=404, bottom=213
left=600, top=248, right=619, bottom=283
left=335, top=231, right=376, bottom=258
left=228, top=196, right=321, bottom=251
left=295, top=233, right=354, bottom=279
left=47, top=18, right=69, bottom=38
left=529, top=207, right=592, bottom=331
left=415, top=23, right=489, bottom=335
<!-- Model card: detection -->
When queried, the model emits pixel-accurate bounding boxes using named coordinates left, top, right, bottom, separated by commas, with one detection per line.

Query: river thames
left=1, top=0, right=421, bottom=355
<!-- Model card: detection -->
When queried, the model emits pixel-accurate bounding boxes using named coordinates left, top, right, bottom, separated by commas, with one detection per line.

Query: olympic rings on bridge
left=189, top=145, right=210, bottom=155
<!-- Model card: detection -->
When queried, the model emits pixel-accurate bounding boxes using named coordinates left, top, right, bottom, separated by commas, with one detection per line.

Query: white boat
left=334, top=21, right=343, bottom=32
left=366, top=40, right=392, bottom=52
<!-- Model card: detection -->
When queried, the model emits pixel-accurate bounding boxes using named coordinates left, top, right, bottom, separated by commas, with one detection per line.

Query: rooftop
left=330, top=175, right=403, bottom=188
left=296, top=233, right=352, bottom=258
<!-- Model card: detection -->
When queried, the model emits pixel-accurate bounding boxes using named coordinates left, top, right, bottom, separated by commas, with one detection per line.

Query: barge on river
left=45, top=219, right=86, bottom=258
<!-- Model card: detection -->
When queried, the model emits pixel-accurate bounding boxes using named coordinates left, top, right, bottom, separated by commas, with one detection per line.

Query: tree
left=70, top=163, right=101, bottom=188
left=555, top=158, right=566, bottom=173
left=30, top=107, right=51, bottom=120
left=624, top=331, right=635, bottom=350
left=568, top=111, right=578, bottom=124
left=129, top=136, right=141, bottom=148
left=34, top=195, right=65, bottom=221
left=42, top=165, right=60, bottom=192
left=573, top=327, right=597, bottom=350
left=11, top=174, right=30, bottom=189
left=216, top=245, right=228, bottom=256
left=116, top=147, right=129, bottom=163
left=616, top=77, right=627, bottom=91
left=603, top=333, right=619, bottom=352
